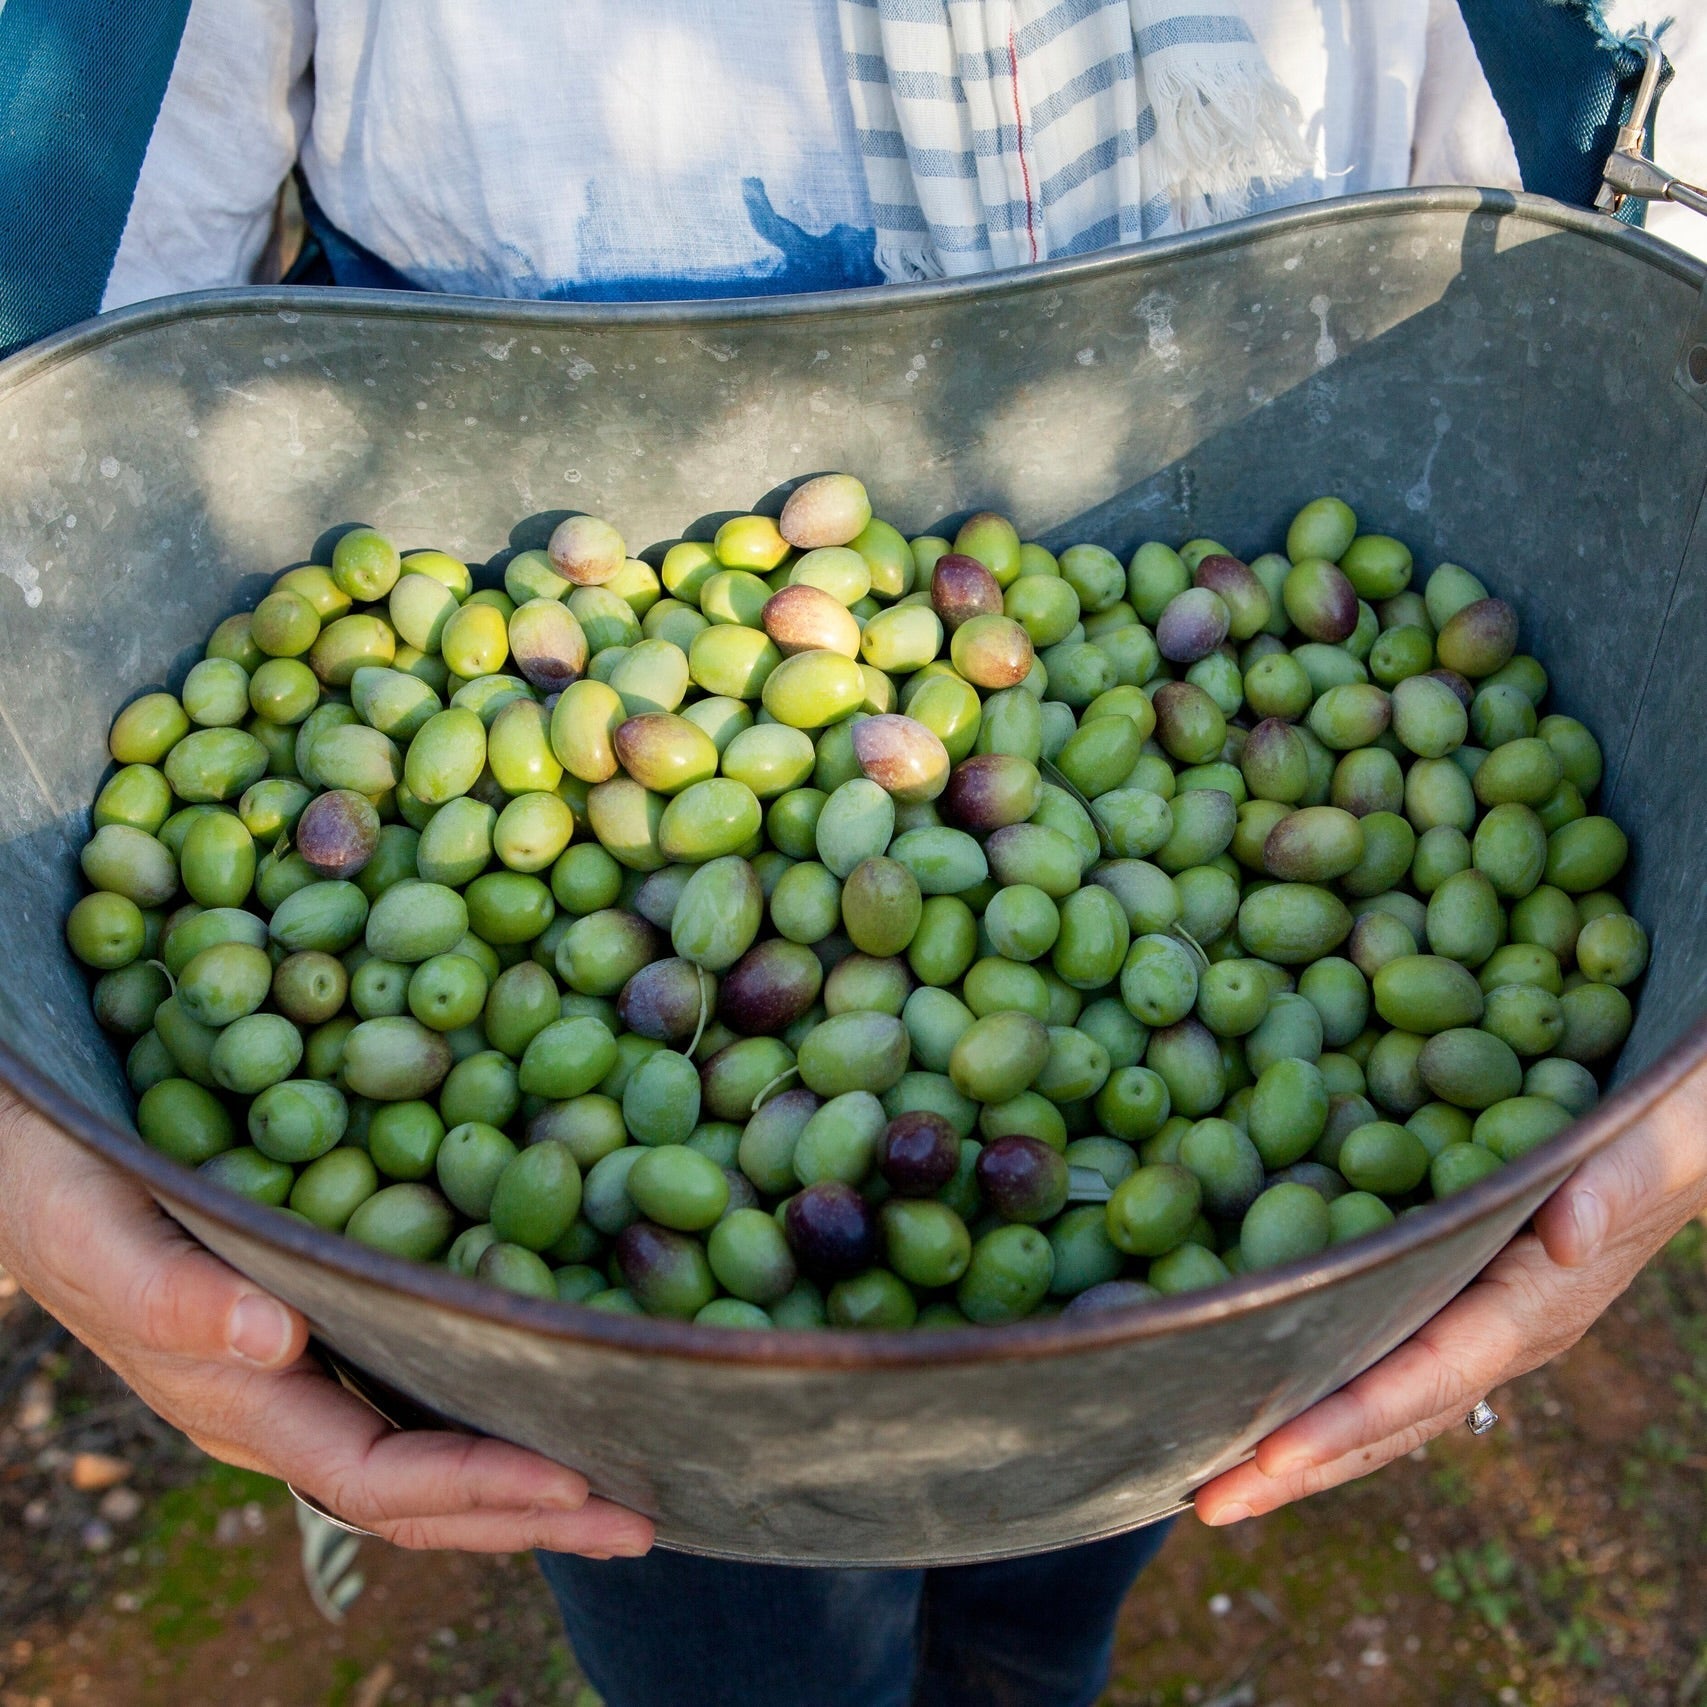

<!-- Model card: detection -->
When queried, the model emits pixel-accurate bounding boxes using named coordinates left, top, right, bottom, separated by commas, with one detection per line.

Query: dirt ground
left=3, top=1223, right=1703, bottom=1707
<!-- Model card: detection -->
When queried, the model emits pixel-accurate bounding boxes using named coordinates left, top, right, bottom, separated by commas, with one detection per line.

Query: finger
left=1, top=1096, right=654, bottom=1558
left=1256, top=1266, right=1533, bottom=1475
left=204, top=1359, right=654, bottom=1553
left=1195, top=1388, right=1475, bottom=1524
left=374, top=1496, right=654, bottom=1556
left=1535, top=1099, right=1707, bottom=1270
left=1192, top=1243, right=1554, bottom=1526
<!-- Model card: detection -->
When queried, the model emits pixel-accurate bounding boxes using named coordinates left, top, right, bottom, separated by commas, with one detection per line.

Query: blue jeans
left=537, top=1521, right=1171, bottom=1707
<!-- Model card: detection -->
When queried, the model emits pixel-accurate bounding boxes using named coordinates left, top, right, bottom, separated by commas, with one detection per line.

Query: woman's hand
left=1195, top=1075, right=1707, bottom=1525
left=0, top=1090, right=654, bottom=1556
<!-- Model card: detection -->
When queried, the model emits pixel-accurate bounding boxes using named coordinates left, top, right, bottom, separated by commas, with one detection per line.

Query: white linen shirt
left=109, top=0, right=1664, bottom=314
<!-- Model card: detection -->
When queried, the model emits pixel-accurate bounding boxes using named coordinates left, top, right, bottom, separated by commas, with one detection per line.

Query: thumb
left=14, top=1113, right=308, bottom=1372
left=1534, top=1085, right=1707, bottom=1270
left=125, top=1234, right=309, bottom=1370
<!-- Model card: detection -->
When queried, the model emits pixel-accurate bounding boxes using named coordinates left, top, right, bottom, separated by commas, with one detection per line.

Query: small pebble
left=1208, top=1592, right=1232, bottom=1616
left=22, top=1498, right=50, bottom=1529
left=80, top=1519, right=113, bottom=1553
left=16, top=1377, right=54, bottom=1433
left=69, top=1452, right=131, bottom=1492
left=98, top=1486, right=143, bottom=1523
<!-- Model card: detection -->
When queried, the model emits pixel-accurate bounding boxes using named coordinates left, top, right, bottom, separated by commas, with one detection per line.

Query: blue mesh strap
left=0, top=0, right=193, bottom=358
left=1454, top=0, right=1668, bottom=226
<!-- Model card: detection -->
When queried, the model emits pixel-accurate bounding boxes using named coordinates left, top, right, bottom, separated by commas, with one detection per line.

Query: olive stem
left=750, top=1065, right=801, bottom=1113
left=686, top=973, right=711, bottom=1061
left=1038, top=757, right=1118, bottom=859
left=1170, top=925, right=1210, bottom=971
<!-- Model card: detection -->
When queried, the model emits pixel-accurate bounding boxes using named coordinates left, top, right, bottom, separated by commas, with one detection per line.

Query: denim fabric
left=536, top=1520, right=1172, bottom=1707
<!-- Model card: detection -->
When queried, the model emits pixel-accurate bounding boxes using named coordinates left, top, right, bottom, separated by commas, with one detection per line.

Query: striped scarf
left=839, top=0, right=1313, bottom=280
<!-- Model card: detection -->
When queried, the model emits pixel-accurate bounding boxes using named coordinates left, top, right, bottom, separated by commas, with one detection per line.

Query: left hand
left=1194, top=1068, right=1707, bottom=1526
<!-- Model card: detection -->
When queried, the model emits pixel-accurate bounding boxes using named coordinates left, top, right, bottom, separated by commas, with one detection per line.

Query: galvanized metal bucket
left=2, top=187, right=1703, bottom=1566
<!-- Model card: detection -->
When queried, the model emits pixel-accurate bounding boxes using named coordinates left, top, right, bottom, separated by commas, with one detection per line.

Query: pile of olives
left=66, top=474, right=1646, bottom=1329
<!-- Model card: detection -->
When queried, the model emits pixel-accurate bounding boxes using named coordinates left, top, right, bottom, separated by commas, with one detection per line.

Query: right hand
left=0, top=1089, right=654, bottom=1556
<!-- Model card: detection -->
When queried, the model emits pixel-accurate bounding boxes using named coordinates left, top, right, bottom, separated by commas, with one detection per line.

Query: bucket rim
left=1, top=185, right=1701, bottom=397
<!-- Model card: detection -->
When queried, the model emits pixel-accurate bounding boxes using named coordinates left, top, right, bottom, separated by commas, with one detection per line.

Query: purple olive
left=295, top=788, right=380, bottom=878
left=975, top=1134, right=1070, bottom=1224
left=930, top=553, right=1003, bottom=633
left=508, top=599, right=588, bottom=693
left=761, top=583, right=861, bottom=658
left=948, top=614, right=1034, bottom=689
left=1436, top=598, right=1519, bottom=679
left=1262, top=804, right=1365, bottom=883
left=1425, top=668, right=1475, bottom=710
left=1347, top=911, right=1416, bottom=980
left=878, top=1111, right=961, bottom=1196
left=1155, top=587, right=1230, bottom=663
left=1152, top=681, right=1227, bottom=766
left=718, top=938, right=825, bottom=1035
left=618, top=956, right=717, bottom=1042
left=547, top=515, right=626, bottom=586
left=612, top=1222, right=716, bottom=1317
left=1281, top=560, right=1359, bottom=643
left=1266, top=1160, right=1349, bottom=1202
left=1192, top=555, right=1271, bottom=640
left=784, top=1180, right=878, bottom=1279
left=1062, top=1279, right=1160, bottom=1317
left=852, top=714, right=951, bottom=803
left=632, top=866, right=692, bottom=931
left=943, top=753, right=1043, bottom=832
left=1240, top=717, right=1310, bottom=804
left=613, top=713, right=718, bottom=795
left=723, top=1168, right=761, bottom=1215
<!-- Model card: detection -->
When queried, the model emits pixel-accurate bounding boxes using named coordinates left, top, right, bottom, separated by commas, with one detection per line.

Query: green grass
left=134, top=1463, right=287, bottom=1653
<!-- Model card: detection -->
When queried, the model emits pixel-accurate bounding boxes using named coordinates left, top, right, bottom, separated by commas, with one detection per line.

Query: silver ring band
left=1466, top=1399, right=1499, bottom=1436
left=288, top=1482, right=382, bottom=1539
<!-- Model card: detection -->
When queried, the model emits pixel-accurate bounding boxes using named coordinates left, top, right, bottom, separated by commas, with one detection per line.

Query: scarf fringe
left=1144, top=59, right=1314, bottom=225
left=873, top=243, right=947, bottom=284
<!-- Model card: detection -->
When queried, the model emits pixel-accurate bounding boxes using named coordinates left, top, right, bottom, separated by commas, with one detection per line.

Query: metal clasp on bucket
left=1596, top=36, right=1707, bottom=221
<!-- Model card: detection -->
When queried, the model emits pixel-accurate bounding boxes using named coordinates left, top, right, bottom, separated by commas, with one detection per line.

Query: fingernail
left=227, top=1294, right=294, bottom=1366
left=1569, top=1189, right=1608, bottom=1259
left=1203, top=1502, right=1251, bottom=1528
left=537, top=1477, right=588, bottom=1510
left=609, top=1533, right=652, bottom=1557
